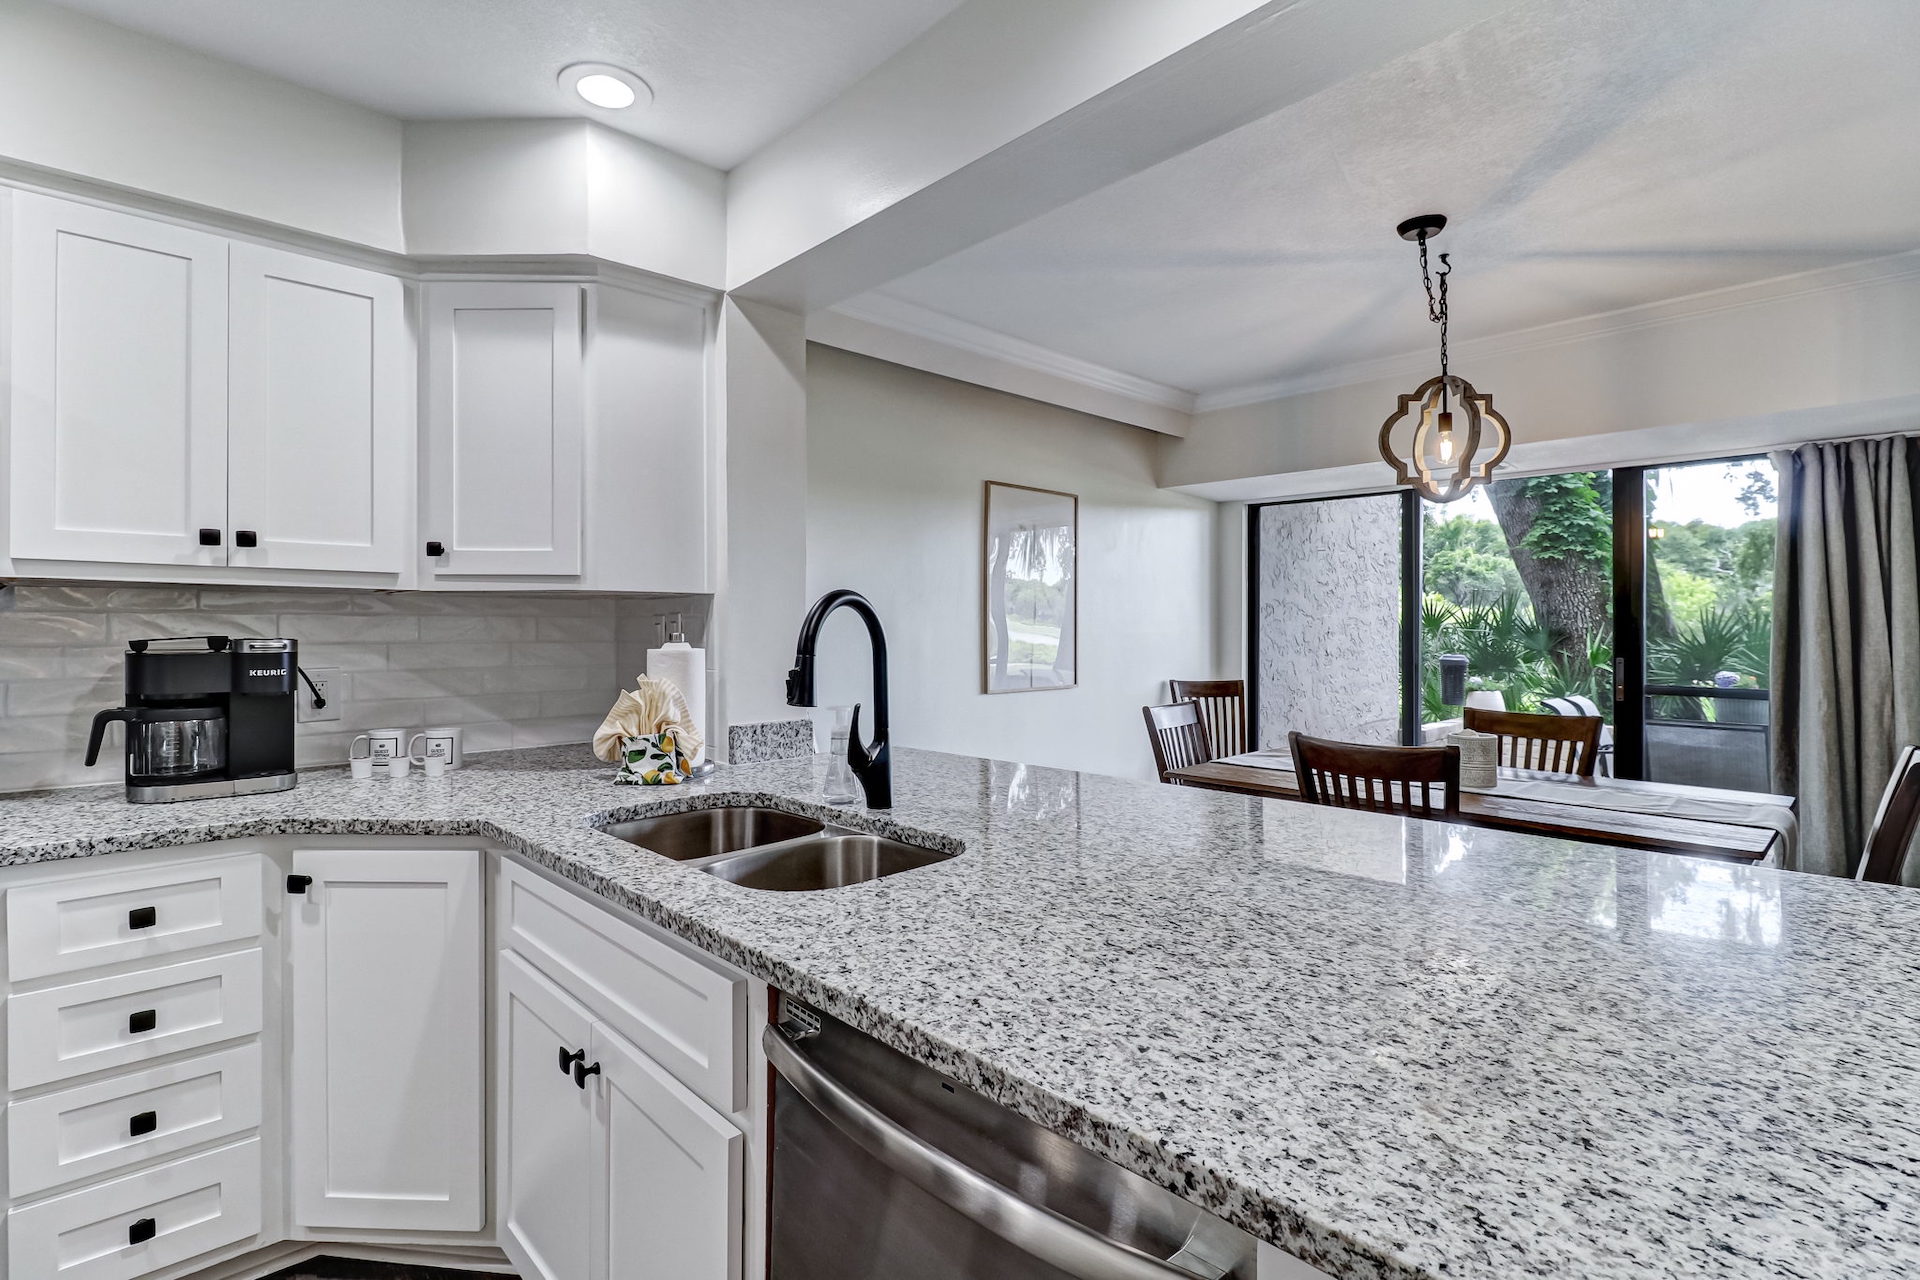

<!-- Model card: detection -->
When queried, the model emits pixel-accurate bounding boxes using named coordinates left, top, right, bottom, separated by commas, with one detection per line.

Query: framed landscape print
left=983, top=481, right=1078, bottom=693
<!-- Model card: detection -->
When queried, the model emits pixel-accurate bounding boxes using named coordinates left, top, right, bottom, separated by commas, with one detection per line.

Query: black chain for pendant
left=1418, top=233, right=1451, bottom=382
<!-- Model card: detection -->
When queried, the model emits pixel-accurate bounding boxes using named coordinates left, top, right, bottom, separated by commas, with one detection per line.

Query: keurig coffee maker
left=85, top=635, right=300, bottom=803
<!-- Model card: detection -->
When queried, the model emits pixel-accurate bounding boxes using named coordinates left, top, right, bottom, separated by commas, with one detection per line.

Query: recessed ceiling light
left=557, top=62, right=650, bottom=111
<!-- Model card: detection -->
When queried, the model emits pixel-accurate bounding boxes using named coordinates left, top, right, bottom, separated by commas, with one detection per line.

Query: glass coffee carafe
left=88, top=705, right=228, bottom=780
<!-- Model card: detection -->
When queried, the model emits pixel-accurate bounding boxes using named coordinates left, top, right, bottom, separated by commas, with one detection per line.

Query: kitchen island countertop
left=0, top=744, right=1911, bottom=1280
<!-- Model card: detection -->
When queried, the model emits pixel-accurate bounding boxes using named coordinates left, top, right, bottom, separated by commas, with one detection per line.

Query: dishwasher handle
left=764, top=1023, right=1220, bottom=1280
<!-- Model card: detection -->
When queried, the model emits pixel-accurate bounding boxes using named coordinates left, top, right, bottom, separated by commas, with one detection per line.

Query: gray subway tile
left=109, top=612, right=276, bottom=642
left=417, top=615, right=540, bottom=642
left=8, top=676, right=120, bottom=717
left=0, top=611, right=109, bottom=645
left=285, top=615, right=420, bottom=642
left=535, top=616, right=617, bottom=642
left=348, top=669, right=491, bottom=701
left=383, top=642, right=512, bottom=669
left=509, top=642, right=616, bottom=668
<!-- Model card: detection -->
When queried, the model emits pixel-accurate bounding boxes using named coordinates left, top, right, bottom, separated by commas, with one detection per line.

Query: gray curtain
left=1771, top=436, right=1920, bottom=877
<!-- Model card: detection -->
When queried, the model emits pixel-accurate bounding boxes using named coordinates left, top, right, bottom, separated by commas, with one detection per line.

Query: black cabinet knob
left=425, top=540, right=445, bottom=558
left=129, top=1217, right=157, bottom=1246
left=198, top=528, right=222, bottom=547
left=287, top=874, right=313, bottom=894
left=559, top=1046, right=585, bottom=1077
left=128, top=906, right=157, bottom=931
left=234, top=530, right=258, bottom=548
left=573, top=1059, right=601, bottom=1089
left=130, top=1110, right=158, bottom=1137
left=128, top=1008, right=157, bottom=1035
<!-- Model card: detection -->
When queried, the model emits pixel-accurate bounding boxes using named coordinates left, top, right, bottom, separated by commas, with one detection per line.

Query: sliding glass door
left=1249, top=453, right=1778, bottom=788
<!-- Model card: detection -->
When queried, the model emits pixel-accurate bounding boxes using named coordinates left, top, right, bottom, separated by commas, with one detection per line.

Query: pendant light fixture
left=1377, top=214, right=1510, bottom=503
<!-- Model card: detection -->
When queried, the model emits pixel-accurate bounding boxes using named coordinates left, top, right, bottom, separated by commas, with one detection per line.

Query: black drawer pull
left=130, top=1110, right=158, bottom=1137
left=129, top=1217, right=157, bottom=1245
left=198, top=528, right=222, bottom=547
left=425, top=540, right=445, bottom=558
left=128, top=1008, right=157, bottom=1036
left=234, top=530, right=258, bottom=548
left=573, top=1059, right=601, bottom=1089
left=128, top=906, right=157, bottom=931
left=559, top=1046, right=585, bottom=1077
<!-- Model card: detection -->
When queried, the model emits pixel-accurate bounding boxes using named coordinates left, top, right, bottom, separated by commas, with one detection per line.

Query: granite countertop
left=0, top=745, right=1913, bottom=1280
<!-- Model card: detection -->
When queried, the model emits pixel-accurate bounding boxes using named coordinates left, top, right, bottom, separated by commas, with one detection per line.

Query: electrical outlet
left=299, top=666, right=342, bottom=724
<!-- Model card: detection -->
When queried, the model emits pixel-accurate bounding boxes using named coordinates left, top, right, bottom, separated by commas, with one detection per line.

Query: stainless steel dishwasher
left=766, top=998, right=1260, bottom=1280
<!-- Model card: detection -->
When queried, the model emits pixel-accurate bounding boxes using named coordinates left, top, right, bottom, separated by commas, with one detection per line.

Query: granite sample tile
left=727, top=717, right=815, bottom=762
left=0, top=747, right=1913, bottom=1280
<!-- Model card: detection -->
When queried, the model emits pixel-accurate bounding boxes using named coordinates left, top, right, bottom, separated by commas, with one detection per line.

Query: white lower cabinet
left=6, top=1137, right=263, bottom=1280
left=500, top=951, right=596, bottom=1280
left=287, top=847, right=486, bottom=1231
left=591, top=1018, right=743, bottom=1280
left=499, top=901, right=745, bottom=1280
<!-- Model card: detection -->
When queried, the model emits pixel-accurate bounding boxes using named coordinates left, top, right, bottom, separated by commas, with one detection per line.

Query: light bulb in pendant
left=1437, top=410, right=1455, bottom=463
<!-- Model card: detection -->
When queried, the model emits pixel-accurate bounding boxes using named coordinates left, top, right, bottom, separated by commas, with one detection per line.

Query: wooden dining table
left=1168, top=753, right=1795, bottom=862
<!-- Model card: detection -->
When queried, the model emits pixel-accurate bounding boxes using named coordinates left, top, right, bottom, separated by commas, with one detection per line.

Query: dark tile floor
left=261, top=1259, right=516, bottom=1280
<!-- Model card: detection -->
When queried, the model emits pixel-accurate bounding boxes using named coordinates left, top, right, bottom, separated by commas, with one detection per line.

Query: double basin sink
left=598, top=806, right=955, bottom=892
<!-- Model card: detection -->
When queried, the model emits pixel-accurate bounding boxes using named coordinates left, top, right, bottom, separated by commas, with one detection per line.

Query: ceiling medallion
left=1377, top=214, right=1511, bottom=503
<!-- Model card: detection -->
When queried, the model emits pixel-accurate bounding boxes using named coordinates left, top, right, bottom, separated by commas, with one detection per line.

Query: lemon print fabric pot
left=615, top=732, right=695, bottom=785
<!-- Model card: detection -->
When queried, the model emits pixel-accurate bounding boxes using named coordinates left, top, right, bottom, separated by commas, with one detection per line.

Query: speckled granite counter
left=0, top=745, right=1912, bottom=1280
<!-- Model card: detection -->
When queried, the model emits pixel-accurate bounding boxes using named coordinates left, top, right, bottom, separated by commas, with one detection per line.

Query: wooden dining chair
left=1288, top=732, right=1461, bottom=818
left=1855, top=745, right=1920, bottom=885
left=1168, top=678, right=1247, bottom=760
left=1463, top=706, right=1604, bottom=778
left=1143, top=702, right=1214, bottom=784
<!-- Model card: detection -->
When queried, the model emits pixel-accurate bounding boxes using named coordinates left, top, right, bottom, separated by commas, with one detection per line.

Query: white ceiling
left=47, top=0, right=967, bottom=169
left=861, top=0, right=1920, bottom=400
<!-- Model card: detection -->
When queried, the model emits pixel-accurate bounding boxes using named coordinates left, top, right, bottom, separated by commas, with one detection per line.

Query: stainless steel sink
left=599, top=806, right=824, bottom=861
left=701, top=833, right=955, bottom=892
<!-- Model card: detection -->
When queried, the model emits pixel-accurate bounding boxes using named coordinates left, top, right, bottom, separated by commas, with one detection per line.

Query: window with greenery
left=1255, top=455, right=1778, bottom=790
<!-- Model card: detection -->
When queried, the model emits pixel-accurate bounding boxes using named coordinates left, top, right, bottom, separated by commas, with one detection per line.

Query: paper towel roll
left=645, top=642, right=707, bottom=764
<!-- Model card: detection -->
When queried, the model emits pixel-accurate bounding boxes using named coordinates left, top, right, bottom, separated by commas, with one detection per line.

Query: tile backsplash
left=0, top=581, right=707, bottom=793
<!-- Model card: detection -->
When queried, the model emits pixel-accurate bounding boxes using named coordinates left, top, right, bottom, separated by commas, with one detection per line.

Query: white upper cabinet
left=7, top=192, right=230, bottom=568
left=422, top=281, right=586, bottom=578
left=227, top=244, right=411, bottom=574
left=287, top=847, right=486, bottom=1232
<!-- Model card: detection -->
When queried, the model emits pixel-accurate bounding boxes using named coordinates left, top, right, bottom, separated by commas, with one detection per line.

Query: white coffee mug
left=417, top=726, right=463, bottom=769
left=419, top=753, right=447, bottom=779
left=356, top=727, right=407, bottom=763
left=384, top=753, right=412, bottom=779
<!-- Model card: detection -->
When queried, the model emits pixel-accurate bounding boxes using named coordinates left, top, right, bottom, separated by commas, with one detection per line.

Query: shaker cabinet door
left=589, top=1022, right=743, bottom=1280
left=287, top=847, right=485, bottom=1231
left=422, top=281, right=584, bottom=578
left=227, top=244, right=411, bottom=573
left=499, top=950, right=596, bottom=1280
left=7, top=192, right=229, bottom=568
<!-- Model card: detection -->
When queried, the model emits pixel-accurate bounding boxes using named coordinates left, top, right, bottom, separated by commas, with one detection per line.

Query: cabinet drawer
left=7, top=855, right=263, bottom=981
left=499, top=858, right=745, bottom=1114
left=8, top=1044, right=263, bottom=1198
left=7, top=1137, right=262, bottom=1280
left=8, top=950, right=265, bottom=1091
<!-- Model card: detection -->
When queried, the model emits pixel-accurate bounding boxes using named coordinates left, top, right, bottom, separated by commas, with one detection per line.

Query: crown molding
left=816, top=293, right=1197, bottom=435
left=1194, top=247, right=1920, bottom=413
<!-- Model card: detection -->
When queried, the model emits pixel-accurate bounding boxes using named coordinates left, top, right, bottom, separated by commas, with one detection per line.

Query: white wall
left=403, top=121, right=726, bottom=288
left=0, top=0, right=404, bottom=251
left=806, top=346, right=1218, bottom=780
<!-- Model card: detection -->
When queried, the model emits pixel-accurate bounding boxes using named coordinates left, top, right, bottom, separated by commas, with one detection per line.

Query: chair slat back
left=1144, top=702, right=1214, bottom=784
left=1857, top=745, right=1920, bottom=884
left=1169, top=679, right=1247, bottom=759
left=1463, top=706, right=1603, bottom=777
left=1288, top=732, right=1461, bottom=818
